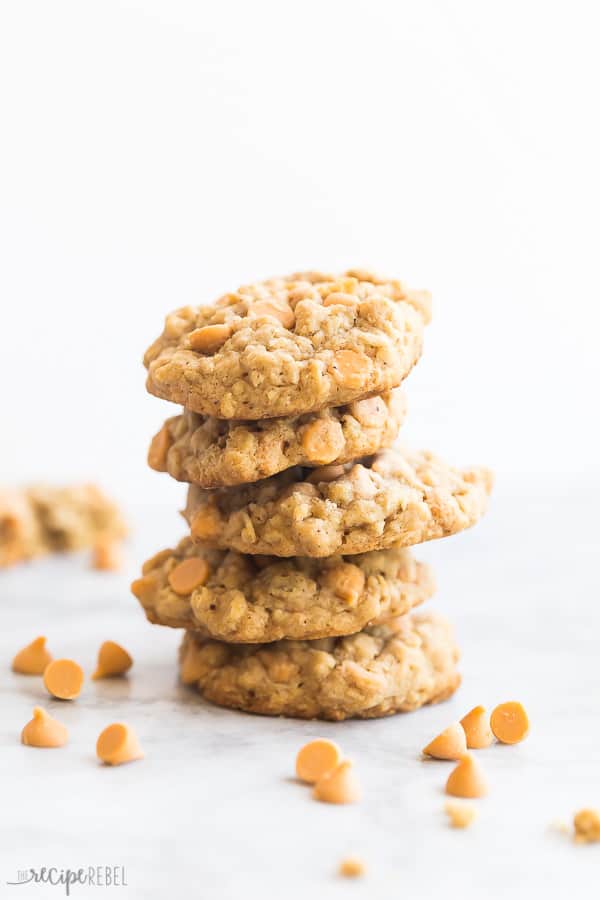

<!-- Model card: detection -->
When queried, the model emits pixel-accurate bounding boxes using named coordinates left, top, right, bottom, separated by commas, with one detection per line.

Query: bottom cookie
left=179, top=612, right=460, bottom=721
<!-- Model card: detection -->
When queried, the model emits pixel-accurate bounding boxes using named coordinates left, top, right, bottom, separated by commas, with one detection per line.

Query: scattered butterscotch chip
left=92, top=641, right=133, bottom=679
left=91, top=538, right=123, bottom=571
left=296, top=739, right=342, bottom=784
left=338, top=857, right=365, bottom=878
left=21, top=706, right=68, bottom=748
left=43, top=658, right=84, bottom=700
left=12, top=636, right=53, bottom=675
left=573, top=809, right=600, bottom=844
left=167, top=557, right=210, bottom=595
left=423, top=722, right=467, bottom=761
left=490, top=701, right=530, bottom=745
left=313, top=760, right=360, bottom=804
left=446, top=754, right=488, bottom=799
left=96, top=723, right=143, bottom=766
left=460, top=705, right=494, bottom=749
left=445, top=801, right=478, bottom=829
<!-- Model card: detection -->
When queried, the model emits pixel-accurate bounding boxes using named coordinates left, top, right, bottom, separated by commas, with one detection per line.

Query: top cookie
left=143, top=270, right=431, bottom=419
left=183, top=447, right=494, bottom=558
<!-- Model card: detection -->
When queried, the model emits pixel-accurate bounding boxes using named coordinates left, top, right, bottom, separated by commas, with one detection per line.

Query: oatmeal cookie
left=0, top=484, right=127, bottom=567
left=148, top=391, right=406, bottom=488
left=143, top=270, right=430, bottom=419
left=178, top=612, right=460, bottom=720
left=183, top=448, right=493, bottom=558
left=131, top=536, right=434, bottom=642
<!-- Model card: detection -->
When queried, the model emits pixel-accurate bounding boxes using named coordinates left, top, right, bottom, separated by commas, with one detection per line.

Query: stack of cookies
left=132, top=270, right=492, bottom=721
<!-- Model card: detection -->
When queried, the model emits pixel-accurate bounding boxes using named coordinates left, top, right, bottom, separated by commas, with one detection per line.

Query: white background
left=1, top=0, right=599, bottom=507
left=1, top=3, right=600, bottom=900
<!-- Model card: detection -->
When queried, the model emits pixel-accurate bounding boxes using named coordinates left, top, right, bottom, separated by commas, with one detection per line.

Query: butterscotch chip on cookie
left=148, top=391, right=406, bottom=488
left=132, top=537, right=434, bottom=642
left=178, top=612, right=460, bottom=720
left=183, top=447, right=493, bottom=558
left=143, top=270, right=430, bottom=419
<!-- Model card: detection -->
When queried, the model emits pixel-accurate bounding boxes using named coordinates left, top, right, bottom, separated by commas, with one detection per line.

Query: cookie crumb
left=573, top=809, right=600, bottom=844
left=338, top=857, right=365, bottom=878
left=445, top=801, right=477, bottom=829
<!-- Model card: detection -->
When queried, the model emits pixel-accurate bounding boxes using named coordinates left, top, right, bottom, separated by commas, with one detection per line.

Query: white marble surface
left=1, top=481, right=599, bottom=899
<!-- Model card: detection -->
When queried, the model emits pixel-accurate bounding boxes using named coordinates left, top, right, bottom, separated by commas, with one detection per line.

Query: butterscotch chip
left=190, top=507, right=221, bottom=541
left=296, top=739, right=342, bottom=784
left=300, top=420, right=345, bottom=464
left=338, top=858, right=365, bottom=878
left=446, top=754, right=488, bottom=799
left=460, top=705, right=494, bottom=749
left=21, top=707, right=68, bottom=748
left=314, top=761, right=360, bottom=804
left=423, top=722, right=467, bottom=761
left=183, top=447, right=493, bottom=558
left=168, top=557, right=210, bottom=595
left=445, top=801, right=477, bottom=829
left=96, top=723, right=143, bottom=766
left=322, top=563, right=365, bottom=604
left=189, top=324, right=232, bottom=354
left=12, top=636, right=53, bottom=675
left=143, top=270, right=430, bottom=419
left=328, top=350, right=371, bottom=390
left=43, top=659, right=84, bottom=700
left=249, top=300, right=295, bottom=329
left=147, top=392, right=406, bottom=489
left=147, top=422, right=172, bottom=471
left=91, top=538, right=123, bottom=571
left=92, top=641, right=133, bottom=679
left=133, top=537, right=434, bottom=642
left=178, top=612, right=460, bottom=720
left=349, top=395, right=389, bottom=428
left=490, top=701, right=529, bottom=744
left=574, top=809, right=600, bottom=843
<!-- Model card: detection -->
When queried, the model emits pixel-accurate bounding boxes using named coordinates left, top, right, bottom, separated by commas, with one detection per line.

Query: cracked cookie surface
left=143, top=270, right=430, bottom=419
left=148, top=391, right=406, bottom=488
left=179, top=612, right=460, bottom=720
left=183, top=448, right=493, bottom=558
left=131, top=536, right=434, bottom=642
